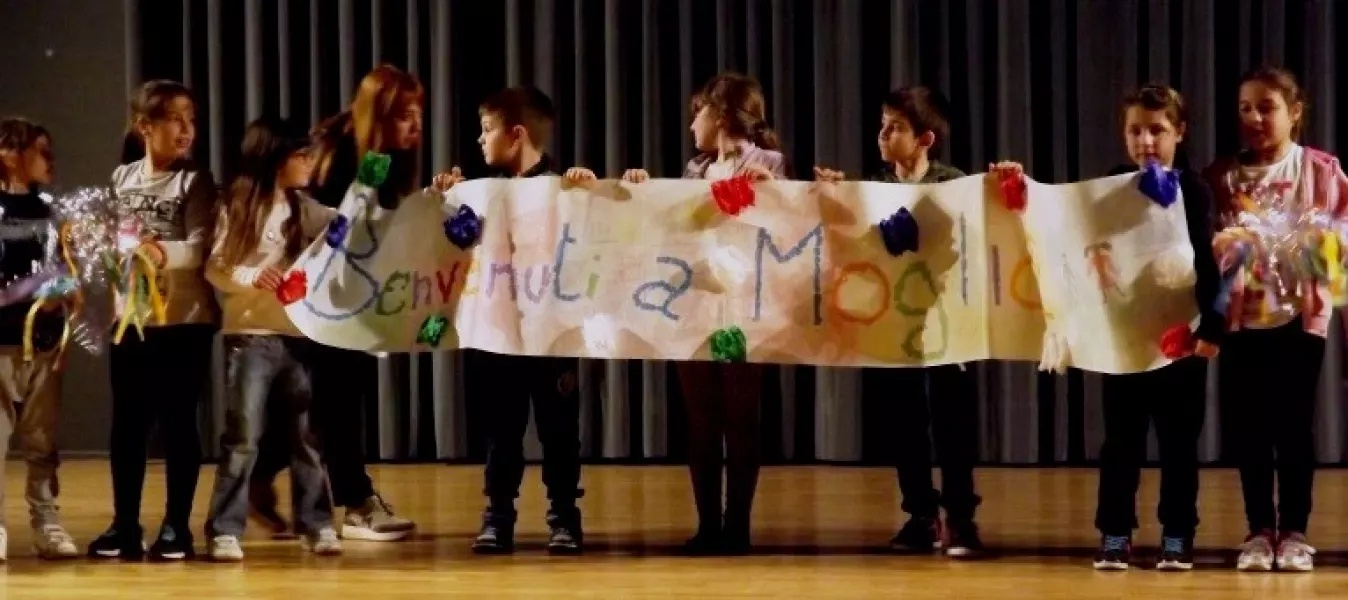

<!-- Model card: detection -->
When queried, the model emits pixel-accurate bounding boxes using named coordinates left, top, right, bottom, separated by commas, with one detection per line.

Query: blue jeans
left=205, top=334, right=332, bottom=537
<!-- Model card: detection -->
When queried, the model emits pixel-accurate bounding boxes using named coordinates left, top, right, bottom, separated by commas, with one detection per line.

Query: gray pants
left=0, top=348, right=61, bottom=529
left=204, top=335, right=332, bottom=537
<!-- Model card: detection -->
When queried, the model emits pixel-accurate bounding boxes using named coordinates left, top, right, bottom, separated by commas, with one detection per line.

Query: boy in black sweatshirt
left=450, top=87, right=584, bottom=554
left=815, top=86, right=985, bottom=558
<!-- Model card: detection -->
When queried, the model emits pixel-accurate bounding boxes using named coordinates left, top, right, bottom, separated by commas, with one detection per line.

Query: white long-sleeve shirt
left=205, top=194, right=335, bottom=336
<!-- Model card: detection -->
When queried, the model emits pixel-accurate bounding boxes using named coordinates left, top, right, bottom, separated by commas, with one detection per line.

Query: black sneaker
left=471, top=507, right=516, bottom=554
left=720, top=521, right=752, bottom=556
left=1093, top=535, right=1132, bottom=570
left=681, top=528, right=724, bottom=556
left=1156, top=535, right=1194, bottom=571
left=87, top=524, right=145, bottom=560
left=890, top=517, right=942, bottom=553
left=944, top=521, right=985, bottom=558
left=546, top=505, right=583, bottom=554
left=148, top=523, right=195, bottom=561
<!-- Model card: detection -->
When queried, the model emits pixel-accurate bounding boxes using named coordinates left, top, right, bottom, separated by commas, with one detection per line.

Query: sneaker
left=944, top=521, right=985, bottom=558
left=148, top=523, right=195, bottom=561
left=341, top=493, right=415, bottom=542
left=1093, top=535, right=1132, bottom=570
left=1157, top=535, right=1194, bottom=571
left=1236, top=530, right=1275, bottom=572
left=0, top=526, right=9, bottom=562
left=208, top=535, right=244, bottom=562
left=34, top=524, right=79, bottom=559
left=301, top=527, right=344, bottom=555
left=720, top=521, right=752, bottom=556
left=86, top=524, right=145, bottom=560
left=248, top=482, right=292, bottom=539
left=1275, top=532, right=1315, bottom=572
left=472, top=509, right=516, bottom=554
left=546, top=505, right=584, bottom=554
left=890, top=516, right=942, bottom=553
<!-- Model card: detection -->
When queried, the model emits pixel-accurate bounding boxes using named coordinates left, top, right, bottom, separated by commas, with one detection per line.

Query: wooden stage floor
left=5, top=462, right=1348, bottom=598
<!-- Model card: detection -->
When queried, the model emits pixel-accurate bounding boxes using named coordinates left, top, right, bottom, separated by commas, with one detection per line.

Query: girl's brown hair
left=1239, top=65, right=1306, bottom=139
left=0, top=117, right=50, bottom=190
left=121, top=79, right=195, bottom=165
left=690, top=72, right=780, bottom=151
left=1121, top=83, right=1189, bottom=129
left=216, top=116, right=310, bottom=267
left=313, top=64, right=424, bottom=197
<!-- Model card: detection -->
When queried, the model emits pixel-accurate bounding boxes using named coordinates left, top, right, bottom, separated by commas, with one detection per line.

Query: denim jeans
left=204, top=334, right=332, bottom=537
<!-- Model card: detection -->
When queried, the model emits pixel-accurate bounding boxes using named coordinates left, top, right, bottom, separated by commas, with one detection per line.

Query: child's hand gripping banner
left=284, top=170, right=1199, bottom=374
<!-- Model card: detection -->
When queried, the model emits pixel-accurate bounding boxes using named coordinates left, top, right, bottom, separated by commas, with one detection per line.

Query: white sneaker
left=1275, top=532, right=1315, bottom=572
left=208, top=535, right=244, bottom=562
left=1237, top=531, right=1275, bottom=571
left=340, top=494, right=415, bottom=541
left=0, top=526, right=9, bottom=562
left=301, top=526, right=343, bottom=555
left=34, top=524, right=79, bottom=559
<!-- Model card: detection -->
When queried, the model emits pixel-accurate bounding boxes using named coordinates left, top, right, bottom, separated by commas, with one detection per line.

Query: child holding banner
left=248, top=65, right=420, bottom=542
left=89, top=80, right=219, bottom=562
left=1204, top=66, right=1348, bottom=572
left=989, top=84, right=1222, bottom=571
left=622, top=72, right=784, bottom=555
left=816, top=86, right=984, bottom=559
left=459, top=86, right=586, bottom=554
left=0, top=117, right=80, bottom=560
left=200, top=116, right=343, bottom=561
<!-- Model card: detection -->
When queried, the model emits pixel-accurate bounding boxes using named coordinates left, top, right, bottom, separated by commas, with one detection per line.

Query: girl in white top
left=90, top=80, right=219, bottom=562
left=200, top=116, right=341, bottom=561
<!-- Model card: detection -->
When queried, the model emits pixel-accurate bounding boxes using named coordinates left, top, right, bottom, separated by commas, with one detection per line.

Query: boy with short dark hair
left=459, top=86, right=584, bottom=554
left=815, top=85, right=983, bottom=558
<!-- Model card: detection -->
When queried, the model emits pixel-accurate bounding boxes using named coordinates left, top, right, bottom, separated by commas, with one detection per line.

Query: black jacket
left=0, top=191, right=66, bottom=350
left=1108, top=164, right=1224, bottom=344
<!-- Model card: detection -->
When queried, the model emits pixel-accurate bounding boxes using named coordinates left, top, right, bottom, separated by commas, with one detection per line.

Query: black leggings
left=1220, top=320, right=1326, bottom=534
left=677, top=361, right=763, bottom=533
left=107, top=324, right=216, bottom=529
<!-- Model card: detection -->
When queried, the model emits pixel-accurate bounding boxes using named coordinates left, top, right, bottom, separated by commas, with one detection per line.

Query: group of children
left=0, top=61, right=1345, bottom=573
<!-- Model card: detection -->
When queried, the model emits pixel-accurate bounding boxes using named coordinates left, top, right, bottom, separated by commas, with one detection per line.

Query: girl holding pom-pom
left=200, top=117, right=341, bottom=561
left=619, top=72, right=785, bottom=555
left=91, top=80, right=219, bottom=562
left=1204, top=66, right=1348, bottom=572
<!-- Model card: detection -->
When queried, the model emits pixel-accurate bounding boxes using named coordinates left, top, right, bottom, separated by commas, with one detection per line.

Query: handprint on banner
left=1085, top=242, right=1123, bottom=298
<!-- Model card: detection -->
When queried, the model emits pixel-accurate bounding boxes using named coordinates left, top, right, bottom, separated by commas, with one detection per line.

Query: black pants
left=677, top=361, right=763, bottom=532
left=873, top=364, right=981, bottom=524
left=476, top=350, right=582, bottom=506
left=107, top=323, right=216, bottom=529
left=253, top=343, right=377, bottom=508
left=1220, top=320, right=1325, bottom=534
left=1095, top=356, right=1207, bottom=537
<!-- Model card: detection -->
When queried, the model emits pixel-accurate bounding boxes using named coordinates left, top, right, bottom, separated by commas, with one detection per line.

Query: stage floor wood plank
left=4, top=462, right=1348, bottom=598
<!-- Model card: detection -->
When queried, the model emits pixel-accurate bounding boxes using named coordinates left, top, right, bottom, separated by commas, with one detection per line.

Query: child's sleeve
left=1330, top=157, right=1348, bottom=220
left=203, top=211, right=261, bottom=294
left=1182, top=174, right=1225, bottom=344
left=160, top=171, right=218, bottom=270
left=299, top=195, right=340, bottom=240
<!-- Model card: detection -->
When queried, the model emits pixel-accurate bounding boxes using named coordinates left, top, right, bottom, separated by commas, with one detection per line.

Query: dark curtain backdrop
left=122, top=0, right=1348, bottom=464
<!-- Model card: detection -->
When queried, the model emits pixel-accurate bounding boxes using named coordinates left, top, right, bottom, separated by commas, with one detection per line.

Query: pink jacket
left=1204, top=147, right=1348, bottom=338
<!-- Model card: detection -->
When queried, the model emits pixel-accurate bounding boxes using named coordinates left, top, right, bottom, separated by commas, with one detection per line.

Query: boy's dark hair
left=1121, top=83, right=1188, bottom=129
left=882, top=86, right=951, bottom=149
left=479, top=86, right=556, bottom=149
